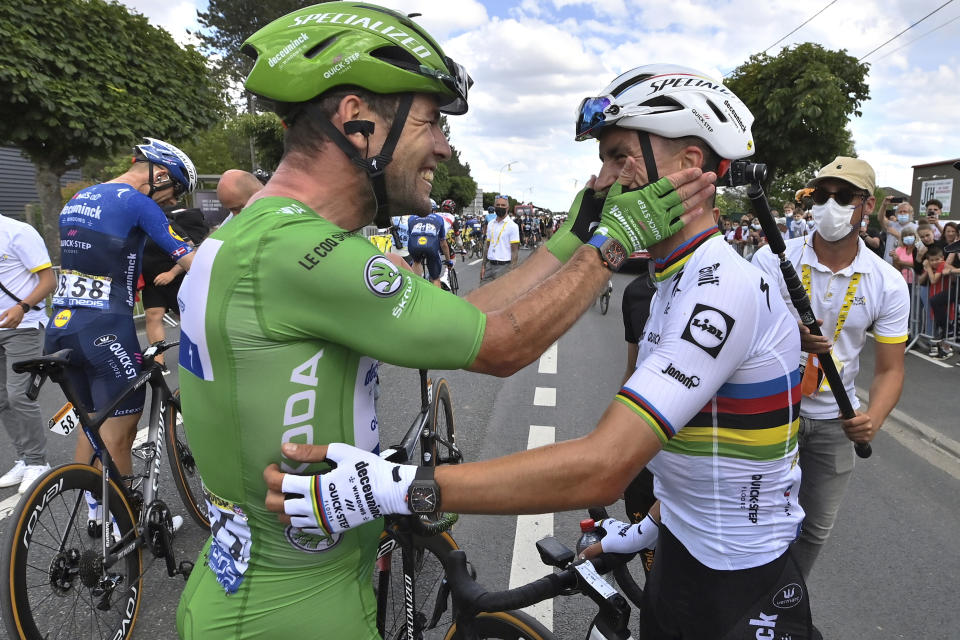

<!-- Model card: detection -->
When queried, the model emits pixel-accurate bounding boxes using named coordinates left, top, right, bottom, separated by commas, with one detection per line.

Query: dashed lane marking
left=468, top=259, right=482, bottom=266
left=0, top=426, right=149, bottom=523
left=533, top=387, right=556, bottom=407
left=538, top=343, right=558, bottom=375
left=509, top=425, right=555, bottom=630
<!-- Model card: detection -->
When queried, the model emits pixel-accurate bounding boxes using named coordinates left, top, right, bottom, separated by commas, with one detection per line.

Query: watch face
left=409, top=485, right=438, bottom=513
left=603, top=239, right=627, bottom=270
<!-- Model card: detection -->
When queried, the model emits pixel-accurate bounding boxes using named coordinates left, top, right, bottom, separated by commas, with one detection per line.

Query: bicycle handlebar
left=441, top=547, right=630, bottom=615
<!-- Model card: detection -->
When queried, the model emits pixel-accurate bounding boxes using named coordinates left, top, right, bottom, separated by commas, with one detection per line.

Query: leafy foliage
left=725, top=43, right=868, bottom=185
left=0, top=0, right=223, bottom=260
left=194, top=0, right=313, bottom=87
left=0, top=0, right=222, bottom=168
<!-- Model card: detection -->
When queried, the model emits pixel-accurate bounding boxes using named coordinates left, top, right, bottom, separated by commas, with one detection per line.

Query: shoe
left=17, top=463, right=51, bottom=494
left=939, top=347, right=955, bottom=359
left=928, top=345, right=939, bottom=357
left=169, top=515, right=184, bottom=536
left=0, top=460, right=25, bottom=488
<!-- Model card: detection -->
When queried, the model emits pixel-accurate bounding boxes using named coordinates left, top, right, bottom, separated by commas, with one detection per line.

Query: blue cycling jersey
left=466, top=218, right=481, bottom=234
left=406, top=213, right=445, bottom=253
left=54, top=183, right=192, bottom=312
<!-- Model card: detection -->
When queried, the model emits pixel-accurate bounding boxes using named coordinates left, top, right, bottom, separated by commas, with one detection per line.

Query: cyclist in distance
left=267, top=65, right=815, bottom=640
left=174, top=4, right=715, bottom=637
left=405, top=204, right=452, bottom=286
left=45, top=137, right=195, bottom=517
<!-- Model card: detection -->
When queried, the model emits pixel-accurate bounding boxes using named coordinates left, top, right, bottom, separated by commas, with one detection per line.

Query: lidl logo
left=417, top=236, right=428, bottom=245
left=53, top=309, right=72, bottom=328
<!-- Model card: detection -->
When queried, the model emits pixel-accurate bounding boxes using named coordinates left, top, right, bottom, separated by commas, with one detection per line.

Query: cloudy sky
left=122, top=0, right=959, bottom=210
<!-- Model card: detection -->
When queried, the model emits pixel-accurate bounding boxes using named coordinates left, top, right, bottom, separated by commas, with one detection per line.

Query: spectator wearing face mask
left=787, top=204, right=806, bottom=239
left=882, top=201, right=913, bottom=264
left=891, top=224, right=918, bottom=292
left=732, top=215, right=751, bottom=256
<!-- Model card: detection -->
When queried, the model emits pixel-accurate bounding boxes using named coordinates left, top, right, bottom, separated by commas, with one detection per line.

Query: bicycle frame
left=33, top=343, right=183, bottom=576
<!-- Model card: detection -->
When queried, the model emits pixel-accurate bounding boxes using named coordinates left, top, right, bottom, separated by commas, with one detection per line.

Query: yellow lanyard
left=801, top=263, right=861, bottom=343
left=489, top=218, right=509, bottom=248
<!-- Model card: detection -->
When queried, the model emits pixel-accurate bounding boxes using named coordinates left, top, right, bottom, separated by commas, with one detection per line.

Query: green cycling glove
left=546, top=186, right=604, bottom=263
left=592, top=177, right=686, bottom=254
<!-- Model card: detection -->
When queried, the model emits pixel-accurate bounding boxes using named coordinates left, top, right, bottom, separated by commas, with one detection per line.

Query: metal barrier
left=905, top=268, right=959, bottom=354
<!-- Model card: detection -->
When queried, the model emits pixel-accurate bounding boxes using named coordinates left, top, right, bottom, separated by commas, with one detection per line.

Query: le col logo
left=681, top=303, right=735, bottom=358
left=660, top=362, right=700, bottom=389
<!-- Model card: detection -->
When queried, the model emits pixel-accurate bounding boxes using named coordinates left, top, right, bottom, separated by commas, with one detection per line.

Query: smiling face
left=383, top=94, right=451, bottom=216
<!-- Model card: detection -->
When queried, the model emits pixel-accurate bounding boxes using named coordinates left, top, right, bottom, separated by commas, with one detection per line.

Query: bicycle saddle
left=12, top=349, right=74, bottom=375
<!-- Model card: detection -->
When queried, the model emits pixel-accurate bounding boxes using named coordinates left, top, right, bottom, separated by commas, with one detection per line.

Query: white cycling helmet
left=134, top=137, right=198, bottom=196
left=575, top=64, right=755, bottom=180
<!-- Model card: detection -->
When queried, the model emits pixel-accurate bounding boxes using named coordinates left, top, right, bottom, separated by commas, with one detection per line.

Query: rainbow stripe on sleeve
left=616, top=387, right=677, bottom=444
left=652, top=227, right=720, bottom=282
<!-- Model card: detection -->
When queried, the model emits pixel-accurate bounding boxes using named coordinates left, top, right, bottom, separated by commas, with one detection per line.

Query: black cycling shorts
left=141, top=274, right=184, bottom=311
left=44, top=309, right=146, bottom=417
left=406, top=246, right=442, bottom=280
left=641, top=525, right=813, bottom=640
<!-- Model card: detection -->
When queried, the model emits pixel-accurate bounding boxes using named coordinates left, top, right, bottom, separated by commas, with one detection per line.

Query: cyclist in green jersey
left=175, top=5, right=715, bottom=638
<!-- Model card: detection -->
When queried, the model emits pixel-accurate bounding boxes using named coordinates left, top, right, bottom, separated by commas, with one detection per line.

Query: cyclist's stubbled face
left=593, top=128, right=684, bottom=196
left=385, top=94, right=452, bottom=217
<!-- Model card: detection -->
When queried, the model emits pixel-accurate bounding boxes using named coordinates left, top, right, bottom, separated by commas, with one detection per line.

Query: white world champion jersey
left=617, top=229, right=805, bottom=570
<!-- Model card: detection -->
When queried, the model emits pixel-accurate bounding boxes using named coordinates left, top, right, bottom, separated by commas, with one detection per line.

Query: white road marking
left=538, top=343, right=558, bottom=375
left=468, top=259, right=482, bottom=266
left=509, top=425, right=555, bottom=629
left=0, top=426, right=150, bottom=523
left=907, top=350, right=953, bottom=368
left=533, top=387, right=556, bottom=407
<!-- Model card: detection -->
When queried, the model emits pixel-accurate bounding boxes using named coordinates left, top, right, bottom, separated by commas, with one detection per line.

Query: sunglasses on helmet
left=575, top=96, right=617, bottom=140
left=419, top=57, right=473, bottom=114
left=811, top=186, right=868, bottom=207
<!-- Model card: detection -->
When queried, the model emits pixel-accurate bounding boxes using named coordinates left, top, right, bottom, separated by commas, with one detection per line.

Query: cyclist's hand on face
left=592, top=157, right=716, bottom=254
left=264, top=443, right=416, bottom=535
left=545, top=175, right=601, bottom=262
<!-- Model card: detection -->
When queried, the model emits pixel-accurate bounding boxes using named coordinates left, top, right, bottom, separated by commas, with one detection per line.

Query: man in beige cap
left=753, top=156, right=908, bottom=579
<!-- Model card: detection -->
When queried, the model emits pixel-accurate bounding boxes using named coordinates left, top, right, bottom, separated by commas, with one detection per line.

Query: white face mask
left=811, top=198, right=857, bottom=242
left=751, top=223, right=761, bottom=230
left=902, top=236, right=916, bottom=246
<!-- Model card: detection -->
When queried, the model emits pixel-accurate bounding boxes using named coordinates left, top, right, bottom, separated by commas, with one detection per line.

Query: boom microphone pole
left=747, top=179, right=872, bottom=460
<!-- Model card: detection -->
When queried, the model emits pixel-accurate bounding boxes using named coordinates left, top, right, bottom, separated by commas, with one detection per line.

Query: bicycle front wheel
left=448, top=268, right=460, bottom=296
left=443, top=610, right=554, bottom=640
left=375, top=527, right=460, bottom=640
left=599, top=292, right=610, bottom=315
left=165, top=389, right=209, bottom=528
left=429, top=378, right=460, bottom=466
left=1, top=464, right=142, bottom=640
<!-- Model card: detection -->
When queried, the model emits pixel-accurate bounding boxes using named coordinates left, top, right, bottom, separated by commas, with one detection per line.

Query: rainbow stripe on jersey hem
left=616, top=387, right=676, bottom=444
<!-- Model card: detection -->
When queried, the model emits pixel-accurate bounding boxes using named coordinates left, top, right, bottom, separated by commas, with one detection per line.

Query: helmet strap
left=306, top=94, right=414, bottom=228
left=637, top=131, right=659, bottom=184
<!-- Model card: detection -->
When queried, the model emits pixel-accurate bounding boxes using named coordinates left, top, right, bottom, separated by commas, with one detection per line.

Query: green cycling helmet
left=242, top=2, right=471, bottom=115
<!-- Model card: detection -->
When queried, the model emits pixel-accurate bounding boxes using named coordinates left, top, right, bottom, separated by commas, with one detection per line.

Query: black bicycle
left=597, top=279, right=613, bottom=315
left=0, top=340, right=207, bottom=640
left=374, top=369, right=463, bottom=639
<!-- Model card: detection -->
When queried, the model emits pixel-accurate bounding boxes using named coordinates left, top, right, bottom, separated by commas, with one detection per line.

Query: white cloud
left=117, top=0, right=958, bottom=209
left=121, top=0, right=201, bottom=47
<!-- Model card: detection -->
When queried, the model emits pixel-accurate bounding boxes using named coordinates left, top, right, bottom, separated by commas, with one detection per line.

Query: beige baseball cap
left=808, top=156, right=876, bottom=194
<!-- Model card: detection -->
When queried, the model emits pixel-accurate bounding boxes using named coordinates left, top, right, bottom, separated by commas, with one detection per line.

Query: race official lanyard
left=801, top=263, right=861, bottom=343
left=490, top=218, right=509, bottom=249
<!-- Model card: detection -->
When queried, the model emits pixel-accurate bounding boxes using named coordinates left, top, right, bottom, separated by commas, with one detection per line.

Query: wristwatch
left=17, top=302, right=30, bottom=313
left=406, top=465, right=441, bottom=514
left=587, top=235, right=627, bottom=271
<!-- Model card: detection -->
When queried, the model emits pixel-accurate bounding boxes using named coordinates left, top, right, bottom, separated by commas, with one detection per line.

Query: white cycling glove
left=598, top=516, right=659, bottom=554
left=281, top=443, right=416, bottom=536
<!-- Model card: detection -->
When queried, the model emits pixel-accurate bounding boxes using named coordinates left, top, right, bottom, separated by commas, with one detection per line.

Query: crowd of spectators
left=722, top=193, right=958, bottom=359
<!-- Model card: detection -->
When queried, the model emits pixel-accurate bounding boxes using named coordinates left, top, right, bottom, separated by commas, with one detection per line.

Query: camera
left=889, top=196, right=905, bottom=204
left=721, top=160, right=768, bottom=187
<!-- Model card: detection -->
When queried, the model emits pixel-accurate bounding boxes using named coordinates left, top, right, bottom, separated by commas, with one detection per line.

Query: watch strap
left=17, top=302, right=30, bottom=313
left=414, top=465, right=435, bottom=482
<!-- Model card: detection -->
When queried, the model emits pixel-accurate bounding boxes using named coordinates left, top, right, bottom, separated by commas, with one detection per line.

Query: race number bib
left=53, top=270, right=111, bottom=310
left=48, top=402, right=80, bottom=436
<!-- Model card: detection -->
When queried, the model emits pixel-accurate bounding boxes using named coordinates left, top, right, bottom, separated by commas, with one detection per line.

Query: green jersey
left=175, top=198, right=485, bottom=639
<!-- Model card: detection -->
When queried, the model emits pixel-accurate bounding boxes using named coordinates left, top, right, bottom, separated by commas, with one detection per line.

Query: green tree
left=447, top=176, right=478, bottom=210
left=725, top=43, right=868, bottom=186
left=194, top=0, right=309, bottom=87
left=716, top=187, right=749, bottom=220
left=0, top=0, right=223, bottom=261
